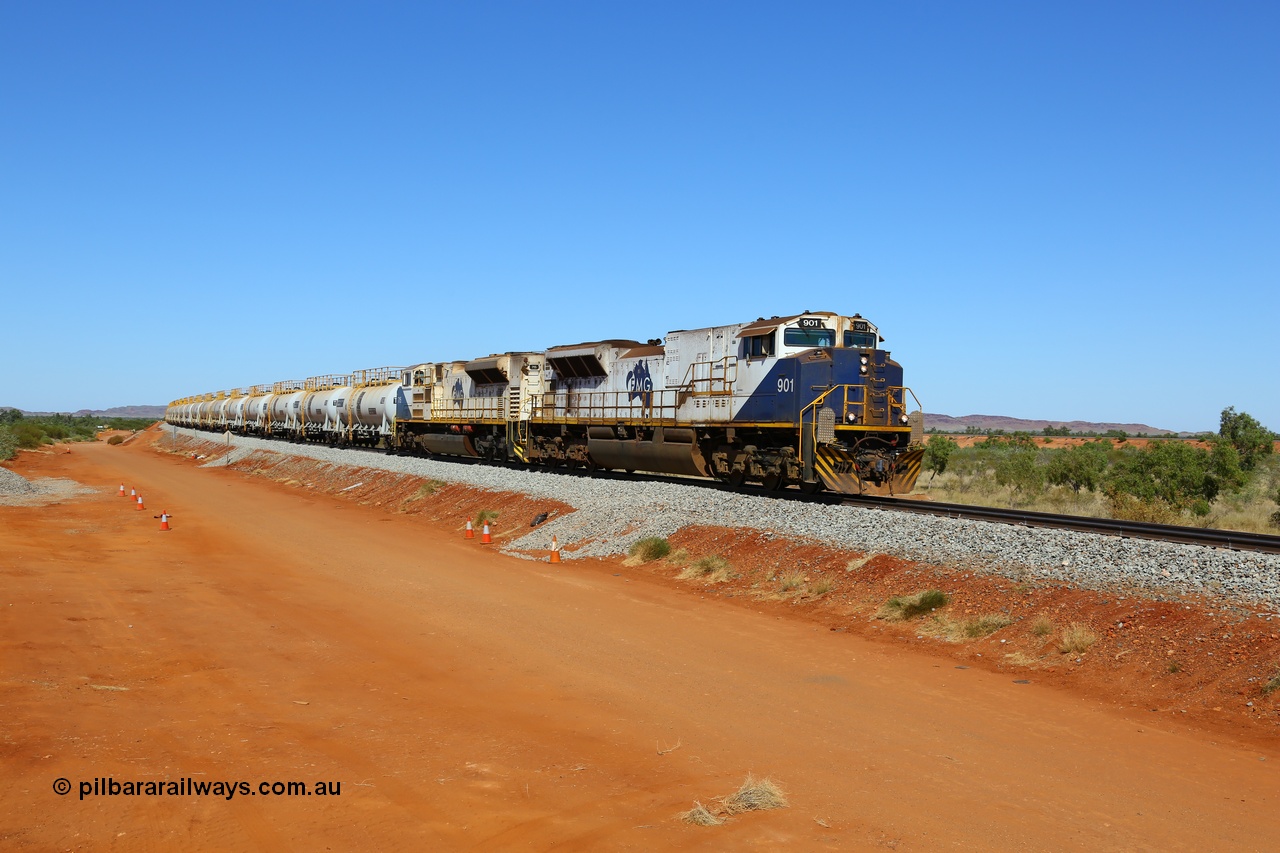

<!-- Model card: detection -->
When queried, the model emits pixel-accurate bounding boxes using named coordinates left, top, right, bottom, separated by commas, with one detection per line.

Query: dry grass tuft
left=628, top=536, right=671, bottom=562
left=720, top=775, right=788, bottom=814
left=777, top=571, right=806, bottom=592
left=1004, top=651, right=1042, bottom=667
left=665, top=548, right=689, bottom=565
left=845, top=554, right=876, bottom=572
left=808, top=578, right=833, bottom=597
left=678, top=555, right=730, bottom=581
left=1030, top=615, right=1054, bottom=637
left=473, top=509, right=500, bottom=526
left=961, top=614, right=1013, bottom=638
left=1263, top=673, right=1280, bottom=696
left=679, top=802, right=723, bottom=826
left=878, top=589, right=949, bottom=621
left=1058, top=622, right=1099, bottom=654
left=678, top=775, right=789, bottom=827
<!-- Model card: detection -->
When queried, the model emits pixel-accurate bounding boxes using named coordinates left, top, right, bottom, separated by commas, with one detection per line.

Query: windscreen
left=783, top=327, right=835, bottom=348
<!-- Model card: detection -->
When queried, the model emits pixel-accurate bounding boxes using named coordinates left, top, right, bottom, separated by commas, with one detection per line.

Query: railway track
left=835, top=493, right=1280, bottom=555
left=200, top=429, right=1280, bottom=556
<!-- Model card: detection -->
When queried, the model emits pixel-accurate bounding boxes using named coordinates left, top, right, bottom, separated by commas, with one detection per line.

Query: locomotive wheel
left=799, top=479, right=824, bottom=495
left=761, top=472, right=783, bottom=491
left=724, top=469, right=746, bottom=488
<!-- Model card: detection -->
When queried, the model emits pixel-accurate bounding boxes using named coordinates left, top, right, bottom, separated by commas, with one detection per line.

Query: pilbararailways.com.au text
left=61, top=777, right=341, bottom=801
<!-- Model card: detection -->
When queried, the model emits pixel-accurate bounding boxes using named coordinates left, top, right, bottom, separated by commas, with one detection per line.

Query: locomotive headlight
left=860, top=356, right=868, bottom=365
left=859, top=365, right=868, bottom=375
left=899, top=414, right=910, bottom=425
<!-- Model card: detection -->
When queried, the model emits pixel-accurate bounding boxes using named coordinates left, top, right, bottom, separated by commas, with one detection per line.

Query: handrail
left=799, top=384, right=920, bottom=454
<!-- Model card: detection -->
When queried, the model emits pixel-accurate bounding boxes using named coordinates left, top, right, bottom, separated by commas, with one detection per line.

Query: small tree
left=1045, top=441, right=1110, bottom=494
left=1105, top=440, right=1243, bottom=514
left=994, top=448, right=1044, bottom=502
left=1218, top=406, right=1274, bottom=471
left=923, top=434, right=957, bottom=483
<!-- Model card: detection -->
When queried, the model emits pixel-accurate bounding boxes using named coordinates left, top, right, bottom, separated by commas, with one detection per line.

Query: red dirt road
left=3, top=441, right=1278, bottom=851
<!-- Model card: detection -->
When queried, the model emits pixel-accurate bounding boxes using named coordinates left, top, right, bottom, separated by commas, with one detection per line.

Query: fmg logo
left=626, top=361, right=653, bottom=401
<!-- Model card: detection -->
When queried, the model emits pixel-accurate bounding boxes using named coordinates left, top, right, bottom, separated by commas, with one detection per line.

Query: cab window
left=843, top=331, right=877, bottom=349
left=783, top=327, right=835, bottom=348
left=744, top=332, right=776, bottom=358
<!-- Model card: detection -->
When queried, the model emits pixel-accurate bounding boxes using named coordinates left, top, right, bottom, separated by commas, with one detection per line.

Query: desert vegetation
left=678, top=775, right=788, bottom=826
left=917, top=407, right=1279, bottom=532
left=0, top=409, right=156, bottom=461
left=627, top=536, right=671, bottom=562
left=878, top=589, right=949, bottom=621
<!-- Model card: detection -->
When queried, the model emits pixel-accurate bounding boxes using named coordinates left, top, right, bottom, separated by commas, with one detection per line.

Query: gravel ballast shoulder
left=0, top=467, right=36, bottom=496
left=173, top=428, right=1280, bottom=609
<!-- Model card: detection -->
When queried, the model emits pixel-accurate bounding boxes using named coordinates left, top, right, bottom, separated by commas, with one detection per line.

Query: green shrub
left=879, top=589, right=949, bottom=621
left=627, top=536, right=670, bottom=562
left=106, top=435, right=124, bottom=446
left=11, top=422, right=44, bottom=449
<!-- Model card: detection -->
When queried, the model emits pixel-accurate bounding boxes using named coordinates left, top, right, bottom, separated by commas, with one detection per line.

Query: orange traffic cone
left=136, top=494, right=145, bottom=511
left=130, top=488, right=137, bottom=499
left=549, top=535, right=561, bottom=564
left=464, top=520, right=475, bottom=539
left=119, top=483, right=126, bottom=497
left=159, top=511, right=170, bottom=531
left=481, top=522, right=492, bottom=544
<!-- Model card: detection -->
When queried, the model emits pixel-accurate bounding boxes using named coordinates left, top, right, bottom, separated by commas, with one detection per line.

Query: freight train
left=165, top=311, right=925, bottom=495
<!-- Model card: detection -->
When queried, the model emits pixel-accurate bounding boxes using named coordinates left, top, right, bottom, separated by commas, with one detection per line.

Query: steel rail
left=835, top=494, right=1280, bottom=554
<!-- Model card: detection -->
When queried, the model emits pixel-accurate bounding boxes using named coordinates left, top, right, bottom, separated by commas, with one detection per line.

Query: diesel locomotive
left=166, top=310, right=925, bottom=495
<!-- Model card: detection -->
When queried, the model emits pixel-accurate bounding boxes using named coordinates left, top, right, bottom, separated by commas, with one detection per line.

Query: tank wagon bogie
left=166, top=310, right=924, bottom=496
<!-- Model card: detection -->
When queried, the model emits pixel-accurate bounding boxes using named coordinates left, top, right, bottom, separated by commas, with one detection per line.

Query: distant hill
left=1, top=405, right=165, bottom=419
left=924, top=413, right=1176, bottom=435
left=72, top=405, right=167, bottom=419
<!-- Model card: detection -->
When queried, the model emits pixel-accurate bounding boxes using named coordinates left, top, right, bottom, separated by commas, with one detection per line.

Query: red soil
left=2, top=429, right=1278, bottom=851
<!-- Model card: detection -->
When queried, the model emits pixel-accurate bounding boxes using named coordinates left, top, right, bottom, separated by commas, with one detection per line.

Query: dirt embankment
left=154, top=430, right=1280, bottom=742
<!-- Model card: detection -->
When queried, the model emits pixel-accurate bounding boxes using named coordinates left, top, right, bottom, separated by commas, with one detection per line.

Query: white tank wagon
left=225, top=389, right=253, bottom=431
left=299, top=375, right=350, bottom=442
left=198, top=394, right=223, bottom=429
left=323, top=367, right=409, bottom=447
left=221, top=392, right=239, bottom=430
left=240, top=385, right=273, bottom=433
left=266, top=380, right=306, bottom=436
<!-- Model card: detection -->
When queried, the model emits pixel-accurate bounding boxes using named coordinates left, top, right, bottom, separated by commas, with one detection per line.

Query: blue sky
left=2, top=2, right=1276, bottom=432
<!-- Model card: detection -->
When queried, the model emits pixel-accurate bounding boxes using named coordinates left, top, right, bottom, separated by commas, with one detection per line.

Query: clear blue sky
left=2, top=2, right=1276, bottom=432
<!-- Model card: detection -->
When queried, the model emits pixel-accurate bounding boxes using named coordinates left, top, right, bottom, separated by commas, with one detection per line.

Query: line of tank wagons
left=166, top=311, right=923, bottom=494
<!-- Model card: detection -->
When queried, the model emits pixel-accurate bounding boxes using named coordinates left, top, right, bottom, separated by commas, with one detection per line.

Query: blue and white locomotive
left=166, top=310, right=924, bottom=495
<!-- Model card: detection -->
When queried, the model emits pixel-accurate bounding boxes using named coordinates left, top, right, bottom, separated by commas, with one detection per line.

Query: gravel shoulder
left=168, top=427, right=1280, bottom=610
